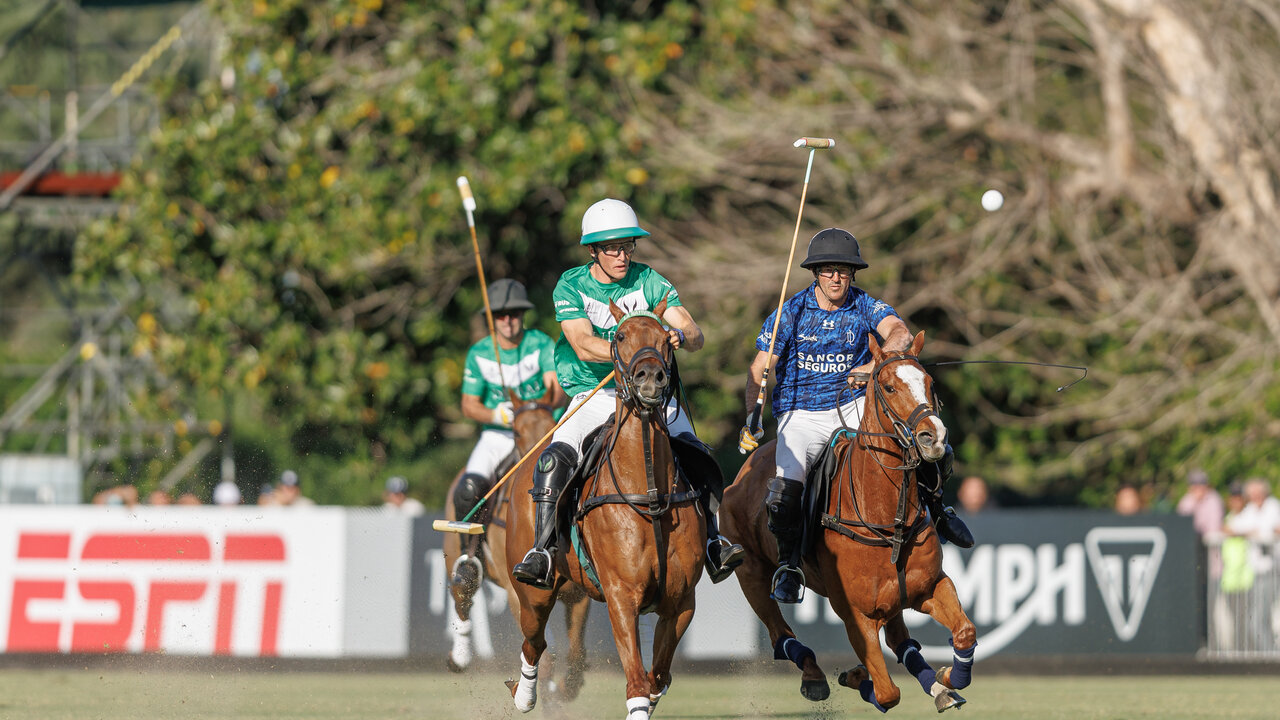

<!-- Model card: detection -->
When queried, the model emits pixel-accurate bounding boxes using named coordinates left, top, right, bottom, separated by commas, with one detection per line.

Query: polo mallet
left=433, top=370, right=617, bottom=534
left=742, top=137, right=836, bottom=453
left=458, top=176, right=512, bottom=393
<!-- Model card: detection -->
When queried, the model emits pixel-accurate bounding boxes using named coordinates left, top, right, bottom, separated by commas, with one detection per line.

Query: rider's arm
left=541, top=371, right=568, bottom=409
left=461, top=393, right=494, bottom=424
left=745, top=349, right=774, bottom=414
left=846, top=316, right=913, bottom=388
left=661, top=305, right=704, bottom=352
left=561, top=317, right=613, bottom=363
left=876, top=315, right=912, bottom=353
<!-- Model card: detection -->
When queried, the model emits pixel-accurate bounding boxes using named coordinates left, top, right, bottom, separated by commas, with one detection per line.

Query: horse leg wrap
left=948, top=640, right=975, bottom=690
left=513, top=652, right=538, bottom=713
left=774, top=635, right=815, bottom=671
left=893, top=638, right=936, bottom=694
left=626, top=696, right=651, bottom=718
left=449, top=617, right=473, bottom=669
left=858, top=677, right=889, bottom=714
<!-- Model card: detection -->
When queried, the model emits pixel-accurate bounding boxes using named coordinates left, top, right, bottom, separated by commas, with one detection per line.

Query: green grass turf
left=0, top=668, right=1273, bottom=719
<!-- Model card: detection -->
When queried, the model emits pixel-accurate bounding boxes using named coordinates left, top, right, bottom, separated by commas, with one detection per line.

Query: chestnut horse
left=722, top=332, right=976, bottom=713
left=442, top=397, right=593, bottom=700
left=506, top=299, right=706, bottom=719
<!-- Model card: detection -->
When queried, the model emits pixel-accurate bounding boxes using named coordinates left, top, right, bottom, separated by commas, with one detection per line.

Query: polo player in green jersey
left=453, top=278, right=565, bottom=589
left=511, top=198, right=745, bottom=589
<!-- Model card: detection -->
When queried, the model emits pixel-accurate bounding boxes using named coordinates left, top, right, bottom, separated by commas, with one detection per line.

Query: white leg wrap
left=449, top=617, right=473, bottom=669
left=514, top=652, right=539, bottom=713
left=626, top=696, right=651, bottom=718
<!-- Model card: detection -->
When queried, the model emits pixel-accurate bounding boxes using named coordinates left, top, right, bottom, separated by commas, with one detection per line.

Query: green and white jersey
left=551, top=262, right=683, bottom=396
left=462, top=329, right=557, bottom=430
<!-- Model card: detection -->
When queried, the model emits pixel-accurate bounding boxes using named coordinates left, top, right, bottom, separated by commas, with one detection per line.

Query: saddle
left=556, top=416, right=715, bottom=550
left=800, top=428, right=857, bottom=562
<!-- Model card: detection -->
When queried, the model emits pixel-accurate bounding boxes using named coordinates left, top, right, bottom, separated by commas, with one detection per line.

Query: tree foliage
left=77, top=0, right=1280, bottom=505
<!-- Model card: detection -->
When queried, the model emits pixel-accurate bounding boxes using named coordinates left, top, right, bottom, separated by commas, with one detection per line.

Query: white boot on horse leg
left=446, top=616, right=472, bottom=672
left=625, top=696, right=650, bottom=719
left=511, top=652, right=539, bottom=712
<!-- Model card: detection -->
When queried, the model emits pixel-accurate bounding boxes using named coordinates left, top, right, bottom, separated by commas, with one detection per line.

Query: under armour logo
left=822, top=320, right=835, bottom=330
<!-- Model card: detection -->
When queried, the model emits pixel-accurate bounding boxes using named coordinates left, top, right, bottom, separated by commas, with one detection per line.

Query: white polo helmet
left=580, top=198, right=650, bottom=246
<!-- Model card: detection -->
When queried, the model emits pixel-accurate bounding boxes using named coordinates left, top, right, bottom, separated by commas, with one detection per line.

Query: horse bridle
left=849, top=353, right=941, bottom=470
left=609, top=325, right=675, bottom=412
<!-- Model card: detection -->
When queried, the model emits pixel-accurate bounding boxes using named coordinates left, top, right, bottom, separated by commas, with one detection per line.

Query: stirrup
left=704, top=538, right=745, bottom=584
left=451, top=554, right=484, bottom=588
left=770, top=564, right=805, bottom=604
left=512, top=548, right=554, bottom=589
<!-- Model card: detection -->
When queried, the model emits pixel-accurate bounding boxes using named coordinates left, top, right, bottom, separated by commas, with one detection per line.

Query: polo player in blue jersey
left=739, top=228, right=974, bottom=604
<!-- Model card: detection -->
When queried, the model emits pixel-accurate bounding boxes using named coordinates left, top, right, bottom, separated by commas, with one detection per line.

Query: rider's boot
left=703, top=505, right=746, bottom=583
left=917, top=444, right=974, bottom=548
left=451, top=473, right=490, bottom=588
left=671, top=432, right=746, bottom=583
left=512, top=442, right=577, bottom=590
left=765, top=476, right=806, bottom=603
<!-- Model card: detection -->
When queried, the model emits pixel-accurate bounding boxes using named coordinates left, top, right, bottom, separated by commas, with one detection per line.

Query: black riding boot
left=704, top=504, right=746, bottom=583
left=917, top=444, right=974, bottom=548
left=765, top=476, right=806, bottom=604
left=512, top=442, right=577, bottom=590
left=670, top=432, right=746, bottom=584
left=451, top=472, right=491, bottom=588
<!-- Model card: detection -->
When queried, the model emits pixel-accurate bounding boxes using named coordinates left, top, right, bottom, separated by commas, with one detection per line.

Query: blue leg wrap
left=773, top=635, right=815, bottom=671
left=894, top=639, right=936, bottom=694
left=948, top=639, right=975, bottom=690
left=858, top=677, right=888, bottom=713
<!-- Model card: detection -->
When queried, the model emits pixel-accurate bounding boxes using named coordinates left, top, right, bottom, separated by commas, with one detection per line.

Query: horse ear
left=868, top=332, right=884, bottom=360
left=506, top=388, right=521, bottom=407
left=653, top=292, right=669, bottom=318
left=909, top=330, right=925, bottom=357
left=609, top=300, right=625, bottom=321
left=535, top=385, right=555, bottom=406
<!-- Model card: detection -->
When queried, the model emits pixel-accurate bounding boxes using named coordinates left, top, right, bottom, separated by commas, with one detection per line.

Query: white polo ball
left=981, top=189, right=1004, bottom=212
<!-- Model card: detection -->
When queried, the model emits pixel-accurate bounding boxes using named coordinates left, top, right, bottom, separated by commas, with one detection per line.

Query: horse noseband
left=611, top=342, right=673, bottom=410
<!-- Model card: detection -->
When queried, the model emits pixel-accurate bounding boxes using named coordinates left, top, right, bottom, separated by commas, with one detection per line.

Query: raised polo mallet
left=458, top=176, right=511, bottom=388
left=742, top=137, right=836, bottom=453
left=433, top=371, right=616, bottom=534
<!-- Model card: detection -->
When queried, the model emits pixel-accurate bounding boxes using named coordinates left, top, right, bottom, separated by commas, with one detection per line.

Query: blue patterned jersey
left=756, top=283, right=899, bottom=414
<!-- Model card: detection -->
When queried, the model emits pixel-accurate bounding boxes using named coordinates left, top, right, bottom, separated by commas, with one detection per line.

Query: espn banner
left=0, top=506, right=412, bottom=657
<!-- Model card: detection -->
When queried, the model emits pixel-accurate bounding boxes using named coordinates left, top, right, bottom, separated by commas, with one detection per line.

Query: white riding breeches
left=464, top=428, right=516, bottom=479
left=553, top=388, right=695, bottom=458
left=775, top=396, right=865, bottom=484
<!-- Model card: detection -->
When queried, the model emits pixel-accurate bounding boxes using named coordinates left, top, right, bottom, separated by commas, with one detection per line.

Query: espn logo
left=6, top=531, right=286, bottom=656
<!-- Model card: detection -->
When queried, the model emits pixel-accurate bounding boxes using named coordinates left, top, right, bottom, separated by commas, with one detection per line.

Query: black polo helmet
left=486, top=278, right=535, bottom=313
left=800, top=228, right=869, bottom=270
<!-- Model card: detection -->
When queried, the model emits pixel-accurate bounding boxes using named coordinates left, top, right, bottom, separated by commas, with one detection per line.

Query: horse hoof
left=801, top=678, right=831, bottom=702
left=446, top=655, right=466, bottom=674
left=931, top=682, right=966, bottom=713
left=937, top=665, right=953, bottom=689
left=836, top=665, right=868, bottom=690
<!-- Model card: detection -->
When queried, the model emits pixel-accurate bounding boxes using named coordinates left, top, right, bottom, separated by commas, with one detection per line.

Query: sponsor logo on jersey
left=795, top=351, right=852, bottom=373
left=798, top=333, right=820, bottom=342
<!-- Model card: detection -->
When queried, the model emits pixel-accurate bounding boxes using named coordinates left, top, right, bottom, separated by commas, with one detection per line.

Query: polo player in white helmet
left=512, top=198, right=745, bottom=589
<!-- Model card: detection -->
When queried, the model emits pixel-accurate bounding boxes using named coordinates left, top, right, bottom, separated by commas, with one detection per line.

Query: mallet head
left=456, top=176, right=477, bottom=212
left=794, top=137, right=836, bottom=149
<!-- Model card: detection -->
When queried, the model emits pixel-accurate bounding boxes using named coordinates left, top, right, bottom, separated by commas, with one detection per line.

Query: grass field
left=0, top=667, right=1274, bottom=720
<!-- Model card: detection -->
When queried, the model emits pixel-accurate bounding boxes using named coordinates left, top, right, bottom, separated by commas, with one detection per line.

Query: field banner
left=776, top=511, right=1200, bottom=661
left=0, top=506, right=390, bottom=657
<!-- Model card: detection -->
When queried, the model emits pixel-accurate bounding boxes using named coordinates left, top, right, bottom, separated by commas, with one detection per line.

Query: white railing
left=1203, top=538, right=1280, bottom=658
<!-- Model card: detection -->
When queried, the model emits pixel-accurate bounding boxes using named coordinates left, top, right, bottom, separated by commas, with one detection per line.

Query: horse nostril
left=655, top=370, right=667, bottom=386
left=917, top=431, right=935, bottom=446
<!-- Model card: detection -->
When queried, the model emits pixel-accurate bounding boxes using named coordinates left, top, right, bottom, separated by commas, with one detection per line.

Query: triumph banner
left=774, top=511, right=1200, bottom=660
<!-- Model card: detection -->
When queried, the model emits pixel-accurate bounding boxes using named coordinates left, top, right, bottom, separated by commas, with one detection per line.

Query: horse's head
left=512, top=388, right=557, bottom=456
left=866, top=331, right=948, bottom=464
left=608, top=296, right=673, bottom=411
